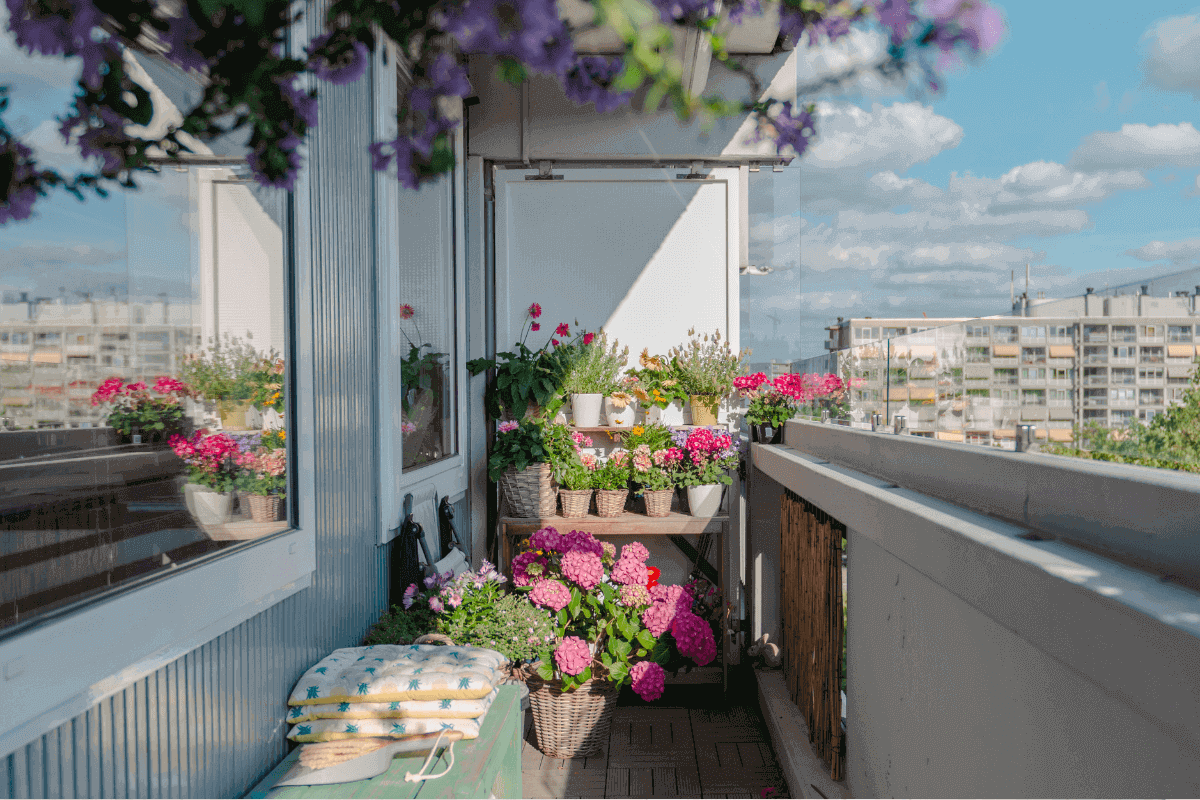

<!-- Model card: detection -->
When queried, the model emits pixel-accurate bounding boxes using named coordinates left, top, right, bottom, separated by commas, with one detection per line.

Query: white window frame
left=0, top=164, right=315, bottom=757
left=374, top=39, right=469, bottom=544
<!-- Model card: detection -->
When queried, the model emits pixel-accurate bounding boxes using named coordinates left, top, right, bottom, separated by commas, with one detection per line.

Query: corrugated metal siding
left=1, top=30, right=393, bottom=800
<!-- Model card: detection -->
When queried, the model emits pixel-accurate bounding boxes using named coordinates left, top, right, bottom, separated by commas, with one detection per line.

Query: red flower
left=399, top=304, right=415, bottom=319
left=556, top=323, right=570, bottom=337
left=551, top=339, right=560, bottom=347
left=528, top=302, right=542, bottom=319
left=531, top=322, right=541, bottom=332
left=582, top=332, right=595, bottom=345
left=646, top=566, right=661, bottom=589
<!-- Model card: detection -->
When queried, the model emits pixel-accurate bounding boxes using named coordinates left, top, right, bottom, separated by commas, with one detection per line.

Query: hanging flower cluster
left=169, top=429, right=243, bottom=491
left=1, top=0, right=1004, bottom=221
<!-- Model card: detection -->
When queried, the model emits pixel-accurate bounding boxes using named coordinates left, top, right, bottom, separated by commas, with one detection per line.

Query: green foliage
left=557, top=458, right=596, bottom=491
left=560, top=333, right=628, bottom=395
left=745, top=393, right=795, bottom=427
left=593, top=453, right=632, bottom=491
left=107, top=397, right=186, bottom=438
left=179, top=334, right=261, bottom=403
left=440, top=592, right=555, bottom=664
left=363, top=604, right=438, bottom=646
left=669, top=329, right=745, bottom=397
left=401, top=345, right=448, bottom=416
left=628, top=352, right=690, bottom=409
left=617, top=423, right=673, bottom=452
left=487, top=419, right=549, bottom=481
left=244, top=353, right=287, bottom=412
left=468, top=343, right=564, bottom=420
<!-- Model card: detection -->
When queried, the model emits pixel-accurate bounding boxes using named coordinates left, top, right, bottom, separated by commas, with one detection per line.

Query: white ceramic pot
left=686, top=484, right=724, bottom=517
left=571, top=393, right=604, bottom=427
left=604, top=397, right=637, bottom=427
left=644, top=400, right=685, bottom=426
left=186, top=484, right=233, bottom=525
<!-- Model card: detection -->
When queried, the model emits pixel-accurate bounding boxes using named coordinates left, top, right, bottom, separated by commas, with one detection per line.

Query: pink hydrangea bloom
left=572, top=431, right=594, bottom=448
left=529, top=579, right=572, bottom=612
left=529, top=526, right=564, bottom=552
left=511, top=550, right=547, bottom=587
left=611, top=556, right=649, bottom=587
left=641, top=599, right=675, bottom=637
left=671, top=610, right=717, bottom=666
left=619, top=542, right=650, bottom=564
left=630, top=660, right=666, bottom=701
left=619, top=583, right=650, bottom=607
left=564, top=529, right=603, bottom=555
left=561, top=550, right=603, bottom=590
left=553, top=636, right=592, bottom=676
left=642, top=584, right=692, bottom=636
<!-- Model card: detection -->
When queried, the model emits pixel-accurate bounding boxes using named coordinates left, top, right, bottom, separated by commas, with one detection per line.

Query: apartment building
left=795, top=287, right=1200, bottom=445
left=0, top=295, right=199, bottom=428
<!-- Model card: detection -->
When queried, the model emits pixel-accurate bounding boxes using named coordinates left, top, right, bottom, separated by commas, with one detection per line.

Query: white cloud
left=1141, top=13, right=1200, bottom=99
left=1124, top=238, right=1200, bottom=264
left=803, top=101, right=963, bottom=173
left=1070, top=122, right=1200, bottom=171
left=898, top=243, right=1043, bottom=271
left=760, top=290, right=868, bottom=313
left=1094, top=81, right=1111, bottom=111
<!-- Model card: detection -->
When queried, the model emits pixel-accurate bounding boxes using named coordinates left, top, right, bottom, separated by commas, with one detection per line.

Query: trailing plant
left=511, top=527, right=717, bottom=698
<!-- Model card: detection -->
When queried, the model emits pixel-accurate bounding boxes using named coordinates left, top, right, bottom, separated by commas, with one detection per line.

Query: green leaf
left=636, top=648, right=647, bottom=657
left=607, top=662, right=628, bottom=684
left=557, top=608, right=568, bottom=627
left=614, top=639, right=632, bottom=658
left=568, top=591, right=581, bottom=619
left=536, top=660, right=553, bottom=681
left=601, top=652, right=614, bottom=668
left=637, top=628, right=656, bottom=649
left=579, top=666, right=592, bottom=683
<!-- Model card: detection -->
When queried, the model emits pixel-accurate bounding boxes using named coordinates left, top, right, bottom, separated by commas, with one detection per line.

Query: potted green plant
left=628, top=440, right=682, bottom=517
left=669, top=328, right=746, bottom=426
left=235, top=442, right=287, bottom=522
left=558, top=331, right=627, bottom=427
left=168, top=429, right=244, bottom=524
left=672, top=427, right=738, bottom=517
left=90, top=375, right=192, bottom=443
left=178, top=333, right=260, bottom=430
left=736, top=372, right=794, bottom=443
left=509, top=527, right=718, bottom=757
left=629, top=350, right=689, bottom=426
left=544, top=424, right=599, bottom=518
left=490, top=419, right=556, bottom=518
left=593, top=450, right=630, bottom=517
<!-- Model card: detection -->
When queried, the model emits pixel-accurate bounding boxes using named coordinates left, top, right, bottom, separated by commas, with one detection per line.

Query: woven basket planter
left=246, top=494, right=285, bottom=523
left=595, top=489, right=628, bottom=518
left=559, top=489, right=593, bottom=518
left=527, top=676, right=619, bottom=758
left=500, top=463, right=557, bottom=518
left=643, top=488, right=673, bottom=517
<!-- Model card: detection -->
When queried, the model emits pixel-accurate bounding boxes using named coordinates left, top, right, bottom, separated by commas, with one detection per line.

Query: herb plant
left=179, top=334, right=261, bottom=404
left=363, top=604, right=438, bottom=646
left=669, top=328, right=746, bottom=399
left=560, top=332, right=628, bottom=395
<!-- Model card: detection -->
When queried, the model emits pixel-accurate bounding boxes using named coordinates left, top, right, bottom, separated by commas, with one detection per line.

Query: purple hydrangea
left=670, top=609, right=716, bottom=665
left=630, top=660, right=665, bottom=701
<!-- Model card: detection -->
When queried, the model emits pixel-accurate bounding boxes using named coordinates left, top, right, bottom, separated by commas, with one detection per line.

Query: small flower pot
left=685, top=484, right=724, bottom=517
left=570, top=393, right=604, bottom=427
left=559, top=489, right=593, bottom=518
left=643, top=400, right=685, bottom=426
left=184, top=484, right=233, bottom=525
left=595, top=488, right=628, bottom=517
left=247, top=493, right=285, bottom=523
left=217, top=401, right=254, bottom=431
left=643, top=488, right=673, bottom=517
left=604, top=397, right=636, bottom=427
left=689, top=395, right=720, bottom=426
left=752, top=424, right=784, bottom=444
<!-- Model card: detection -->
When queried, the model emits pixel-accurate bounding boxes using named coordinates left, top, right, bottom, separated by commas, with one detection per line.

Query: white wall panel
left=495, top=169, right=739, bottom=359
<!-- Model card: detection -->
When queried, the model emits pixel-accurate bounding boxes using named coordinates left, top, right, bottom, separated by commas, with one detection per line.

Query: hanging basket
left=559, top=489, right=593, bottom=518
left=643, top=488, right=673, bottom=517
left=500, top=463, right=557, bottom=518
left=527, top=676, right=619, bottom=758
left=595, top=488, right=628, bottom=518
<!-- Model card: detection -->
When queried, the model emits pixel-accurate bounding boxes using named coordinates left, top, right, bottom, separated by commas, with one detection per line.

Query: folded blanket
left=287, top=645, right=507, bottom=706
left=286, top=688, right=498, bottom=723
left=287, top=716, right=483, bottom=742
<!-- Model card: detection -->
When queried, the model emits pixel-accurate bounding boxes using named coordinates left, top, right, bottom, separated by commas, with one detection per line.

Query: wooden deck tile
left=608, top=708, right=696, bottom=768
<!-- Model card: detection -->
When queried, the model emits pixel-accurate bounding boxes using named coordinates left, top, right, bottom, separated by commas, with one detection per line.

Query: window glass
left=0, top=49, right=293, bottom=632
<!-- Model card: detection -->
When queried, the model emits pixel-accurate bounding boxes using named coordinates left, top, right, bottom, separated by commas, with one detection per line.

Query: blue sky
left=742, top=2, right=1200, bottom=363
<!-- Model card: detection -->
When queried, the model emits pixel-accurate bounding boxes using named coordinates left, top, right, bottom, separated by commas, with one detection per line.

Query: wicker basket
left=643, top=488, right=673, bottom=517
left=527, top=676, right=619, bottom=758
left=559, top=489, right=593, bottom=518
left=246, top=493, right=284, bottom=522
left=595, top=488, right=628, bottom=518
left=500, top=463, right=557, bottom=518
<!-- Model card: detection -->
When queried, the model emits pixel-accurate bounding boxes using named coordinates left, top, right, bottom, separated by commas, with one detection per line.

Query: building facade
left=795, top=290, right=1200, bottom=446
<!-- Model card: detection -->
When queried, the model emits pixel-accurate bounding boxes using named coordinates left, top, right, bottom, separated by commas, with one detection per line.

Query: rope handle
left=403, top=728, right=456, bottom=783
left=413, top=633, right=455, bottom=646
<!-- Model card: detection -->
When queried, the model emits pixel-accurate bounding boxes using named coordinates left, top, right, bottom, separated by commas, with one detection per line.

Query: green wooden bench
left=245, top=685, right=522, bottom=799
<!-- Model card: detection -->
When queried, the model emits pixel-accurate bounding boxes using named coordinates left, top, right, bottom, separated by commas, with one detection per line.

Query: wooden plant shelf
left=499, top=510, right=726, bottom=535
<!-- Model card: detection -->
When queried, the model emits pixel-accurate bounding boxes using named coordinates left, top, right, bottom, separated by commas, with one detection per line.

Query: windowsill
left=0, top=526, right=314, bottom=758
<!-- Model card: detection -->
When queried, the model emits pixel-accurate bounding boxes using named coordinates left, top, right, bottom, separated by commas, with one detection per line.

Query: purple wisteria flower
left=563, top=57, right=632, bottom=113
left=0, top=133, right=45, bottom=224
left=752, top=101, right=816, bottom=158
left=725, top=0, right=763, bottom=25
left=308, top=32, right=370, bottom=86
left=5, top=0, right=116, bottom=89
left=873, top=0, right=918, bottom=47
left=648, top=0, right=720, bottom=24
left=278, top=76, right=319, bottom=128
left=435, top=0, right=573, bottom=77
left=159, top=10, right=208, bottom=74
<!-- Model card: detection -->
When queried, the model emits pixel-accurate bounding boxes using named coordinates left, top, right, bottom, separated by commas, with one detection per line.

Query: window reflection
left=0, top=165, right=292, bottom=632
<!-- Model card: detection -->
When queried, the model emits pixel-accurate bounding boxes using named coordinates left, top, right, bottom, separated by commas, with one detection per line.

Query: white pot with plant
left=560, top=331, right=628, bottom=428
left=604, top=391, right=637, bottom=427
left=675, top=426, right=738, bottom=518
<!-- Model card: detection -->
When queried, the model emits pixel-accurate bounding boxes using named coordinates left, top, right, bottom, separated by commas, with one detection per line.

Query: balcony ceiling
left=559, top=0, right=783, bottom=54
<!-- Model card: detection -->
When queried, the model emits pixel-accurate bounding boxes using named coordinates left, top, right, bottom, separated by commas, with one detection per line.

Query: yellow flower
left=632, top=387, right=650, bottom=402
left=631, top=425, right=645, bottom=437
left=639, top=348, right=664, bottom=371
left=609, top=391, right=632, bottom=409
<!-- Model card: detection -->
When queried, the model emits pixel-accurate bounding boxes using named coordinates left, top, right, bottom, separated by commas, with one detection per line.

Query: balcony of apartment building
left=1083, top=324, right=1109, bottom=344
left=1111, top=346, right=1137, bottom=366
left=1140, top=346, right=1166, bottom=365
left=1111, top=325, right=1137, bottom=344
left=1083, top=346, right=1109, bottom=365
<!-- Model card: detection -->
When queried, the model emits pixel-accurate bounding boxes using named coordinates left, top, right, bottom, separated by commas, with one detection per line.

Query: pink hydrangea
left=610, top=556, right=649, bottom=587
left=630, top=660, right=666, bottom=701
left=561, top=529, right=603, bottom=556
left=619, top=542, right=650, bottom=564
left=642, top=585, right=692, bottom=636
left=572, top=431, right=594, bottom=448
left=600, top=541, right=617, bottom=561
left=619, top=583, right=650, bottom=607
left=529, top=579, right=572, bottom=612
left=641, top=599, right=675, bottom=637
left=553, top=636, right=592, bottom=676
left=561, top=550, right=603, bottom=590
left=528, top=526, right=565, bottom=552
left=511, top=550, right=547, bottom=587
left=671, top=610, right=717, bottom=666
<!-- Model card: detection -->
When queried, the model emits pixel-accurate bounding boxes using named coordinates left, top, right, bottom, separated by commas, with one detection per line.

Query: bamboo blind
left=781, top=489, right=846, bottom=780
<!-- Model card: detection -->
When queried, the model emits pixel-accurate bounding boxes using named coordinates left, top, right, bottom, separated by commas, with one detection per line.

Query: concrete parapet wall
left=752, top=434, right=1200, bottom=798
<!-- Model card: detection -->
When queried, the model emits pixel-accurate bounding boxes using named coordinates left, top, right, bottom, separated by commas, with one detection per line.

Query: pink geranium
left=528, top=302, right=542, bottom=319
